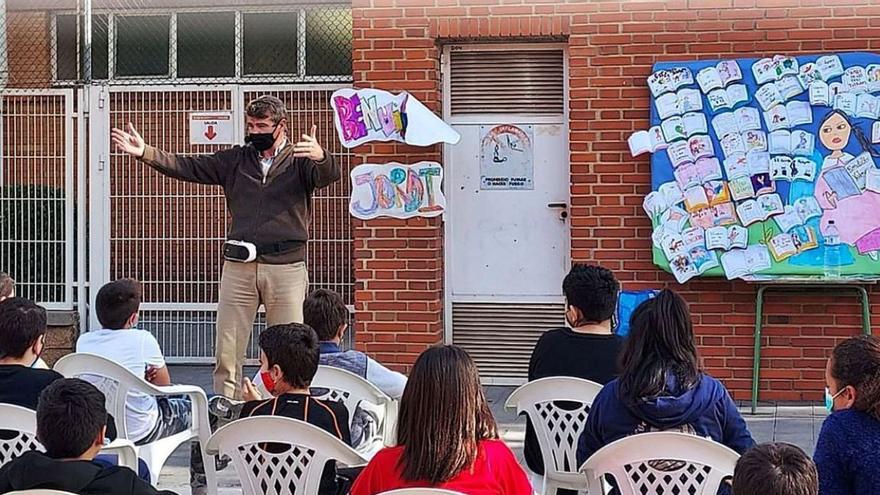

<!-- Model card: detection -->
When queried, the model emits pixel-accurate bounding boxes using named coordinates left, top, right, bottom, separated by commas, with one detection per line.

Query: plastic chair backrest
left=579, top=432, right=740, bottom=495
left=0, top=404, right=43, bottom=467
left=53, top=353, right=153, bottom=439
left=311, top=365, right=396, bottom=453
left=206, top=416, right=367, bottom=495
left=53, top=352, right=215, bottom=492
left=310, top=365, right=391, bottom=419
left=506, top=377, right=602, bottom=480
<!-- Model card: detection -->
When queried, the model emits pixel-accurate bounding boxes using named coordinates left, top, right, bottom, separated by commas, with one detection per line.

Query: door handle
left=547, top=202, right=568, bottom=220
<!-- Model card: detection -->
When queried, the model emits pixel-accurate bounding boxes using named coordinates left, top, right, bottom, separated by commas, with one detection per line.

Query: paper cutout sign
left=331, top=88, right=460, bottom=148
left=349, top=161, right=445, bottom=220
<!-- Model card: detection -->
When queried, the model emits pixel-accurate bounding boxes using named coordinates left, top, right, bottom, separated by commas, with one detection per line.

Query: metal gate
left=89, top=84, right=353, bottom=363
left=0, top=89, right=78, bottom=312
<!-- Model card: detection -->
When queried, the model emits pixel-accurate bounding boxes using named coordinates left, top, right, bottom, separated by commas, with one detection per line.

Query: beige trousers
left=213, top=261, right=309, bottom=398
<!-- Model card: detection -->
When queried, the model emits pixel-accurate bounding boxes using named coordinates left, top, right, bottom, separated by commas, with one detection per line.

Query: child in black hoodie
left=0, top=378, right=175, bottom=495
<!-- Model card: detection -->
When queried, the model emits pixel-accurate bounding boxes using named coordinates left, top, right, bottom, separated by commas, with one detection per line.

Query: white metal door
left=448, top=123, right=569, bottom=298
left=443, top=44, right=570, bottom=384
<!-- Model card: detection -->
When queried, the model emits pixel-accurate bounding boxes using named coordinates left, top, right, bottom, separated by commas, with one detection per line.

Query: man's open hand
left=111, top=123, right=146, bottom=158
left=293, top=124, right=325, bottom=161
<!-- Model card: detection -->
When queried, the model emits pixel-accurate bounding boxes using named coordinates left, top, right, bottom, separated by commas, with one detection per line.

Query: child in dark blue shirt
left=576, top=290, right=754, bottom=466
left=814, top=335, right=880, bottom=495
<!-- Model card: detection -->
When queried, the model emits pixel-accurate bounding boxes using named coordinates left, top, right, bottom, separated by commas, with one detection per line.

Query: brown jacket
left=138, top=143, right=340, bottom=264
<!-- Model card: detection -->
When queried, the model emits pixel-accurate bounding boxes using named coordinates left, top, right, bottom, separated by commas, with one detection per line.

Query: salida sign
left=189, top=112, right=234, bottom=145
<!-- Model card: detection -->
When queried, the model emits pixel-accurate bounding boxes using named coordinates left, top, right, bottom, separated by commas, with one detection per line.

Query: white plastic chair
left=206, top=416, right=368, bottom=495
left=579, top=432, right=740, bottom=495
left=311, top=365, right=398, bottom=452
left=378, top=490, right=469, bottom=495
left=0, top=404, right=44, bottom=468
left=505, top=376, right=603, bottom=495
left=53, top=353, right=217, bottom=492
left=7, top=491, right=80, bottom=494
left=0, top=403, right=138, bottom=472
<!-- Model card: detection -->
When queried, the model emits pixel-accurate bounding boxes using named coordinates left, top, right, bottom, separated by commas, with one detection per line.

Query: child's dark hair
left=37, top=378, right=108, bottom=459
left=95, top=278, right=142, bottom=329
left=562, top=264, right=620, bottom=325
left=820, top=109, right=880, bottom=157
left=0, top=272, right=14, bottom=299
left=618, top=289, right=699, bottom=404
left=830, top=335, right=880, bottom=420
left=732, top=443, right=818, bottom=495
left=303, top=289, right=348, bottom=342
left=0, top=297, right=47, bottom=359
left=259, top=323, right=320, bottom=389
left=396, top=345, right=498, bottom=484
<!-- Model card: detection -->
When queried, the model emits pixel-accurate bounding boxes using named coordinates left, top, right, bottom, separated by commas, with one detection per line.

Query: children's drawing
left=645, top=52, right=880, bottom=282
left=813, top=110, right=880, bottom=259
left=331, top=88, right=460, bottom=148
left=349, top=161, right=445, bottom=220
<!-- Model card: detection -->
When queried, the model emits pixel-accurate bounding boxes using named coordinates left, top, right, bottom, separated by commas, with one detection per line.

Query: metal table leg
left=858, top=286, right=872, bottom=336
left=751, top=284, right=871, bottom=415
left=751, top=286, right=767, bottom=415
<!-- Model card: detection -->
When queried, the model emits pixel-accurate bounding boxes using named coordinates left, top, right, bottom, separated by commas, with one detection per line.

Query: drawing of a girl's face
left=820, top=112, right=851, bottom=152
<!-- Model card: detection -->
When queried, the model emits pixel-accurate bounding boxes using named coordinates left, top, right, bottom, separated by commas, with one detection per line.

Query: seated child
left=76, top=278, right=191, bottom=444
left=0, top=378, right=176, bottom=495
left=525, top=264, right=624, bottom=488
left=197, top=323, right=351, bottom=495
left=302, top=289, right=406, bottom=453
left=304, top=289, right=406, bottom=399
left=814, top=335, right=880, bottom=495
left=733, top=442, right=817, bottom=495
left=577, top=290, right=754, bottom=464
left=0, top=297, right=63, bottom=409
left=0, top=274, right=48, bottom=369
left=351, top=345, right=531, bottom=495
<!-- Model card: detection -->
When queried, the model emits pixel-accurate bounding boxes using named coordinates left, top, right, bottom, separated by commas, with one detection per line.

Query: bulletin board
left=637, top=52, right=880, bottom=283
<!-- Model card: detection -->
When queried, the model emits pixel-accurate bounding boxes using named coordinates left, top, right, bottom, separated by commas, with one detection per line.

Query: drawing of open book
left=822, top=166, right=861, bottom=201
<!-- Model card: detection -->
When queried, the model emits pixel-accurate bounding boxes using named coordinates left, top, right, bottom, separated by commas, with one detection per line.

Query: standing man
left=111, top=96, right=340, bottom=399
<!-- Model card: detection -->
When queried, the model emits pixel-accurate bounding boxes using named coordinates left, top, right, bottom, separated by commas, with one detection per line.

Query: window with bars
left=52, top=6, right=352, bottom=83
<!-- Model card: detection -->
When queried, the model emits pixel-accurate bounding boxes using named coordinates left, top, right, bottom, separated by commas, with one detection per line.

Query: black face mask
left=246, top=125, right=278, bottom=152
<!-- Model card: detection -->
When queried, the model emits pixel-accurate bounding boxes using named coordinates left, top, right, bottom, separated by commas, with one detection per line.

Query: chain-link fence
left=3, top=0, right=352, bottom=88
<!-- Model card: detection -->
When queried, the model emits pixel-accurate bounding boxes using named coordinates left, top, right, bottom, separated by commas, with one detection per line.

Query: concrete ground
left=154, top=366, right=827, bottom=494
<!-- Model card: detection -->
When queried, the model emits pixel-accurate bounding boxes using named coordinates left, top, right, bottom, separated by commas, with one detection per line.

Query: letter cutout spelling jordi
left=349, top=162, right=446, bottom=220
left=331, top=88, right=461, bottom=148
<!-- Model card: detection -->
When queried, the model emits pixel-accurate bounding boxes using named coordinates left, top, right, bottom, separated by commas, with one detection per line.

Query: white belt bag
left=223, top=240, right=303, bottom=262
left=223, top=241, right=257, bottom=263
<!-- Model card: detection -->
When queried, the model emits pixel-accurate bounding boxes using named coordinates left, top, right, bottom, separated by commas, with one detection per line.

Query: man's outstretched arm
left=112, top=122, right=233, bottom=186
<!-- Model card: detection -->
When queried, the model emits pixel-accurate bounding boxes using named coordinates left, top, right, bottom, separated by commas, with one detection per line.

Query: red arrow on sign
left=204, top=125, right=217, bottom=140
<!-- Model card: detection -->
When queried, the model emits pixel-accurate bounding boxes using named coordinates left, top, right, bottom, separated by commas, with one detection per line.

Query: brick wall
left=353, top=0, right=880, bottom=400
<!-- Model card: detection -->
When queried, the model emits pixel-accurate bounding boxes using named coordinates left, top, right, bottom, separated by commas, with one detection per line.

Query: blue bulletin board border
left=648, top=52, right=880, bottom=280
